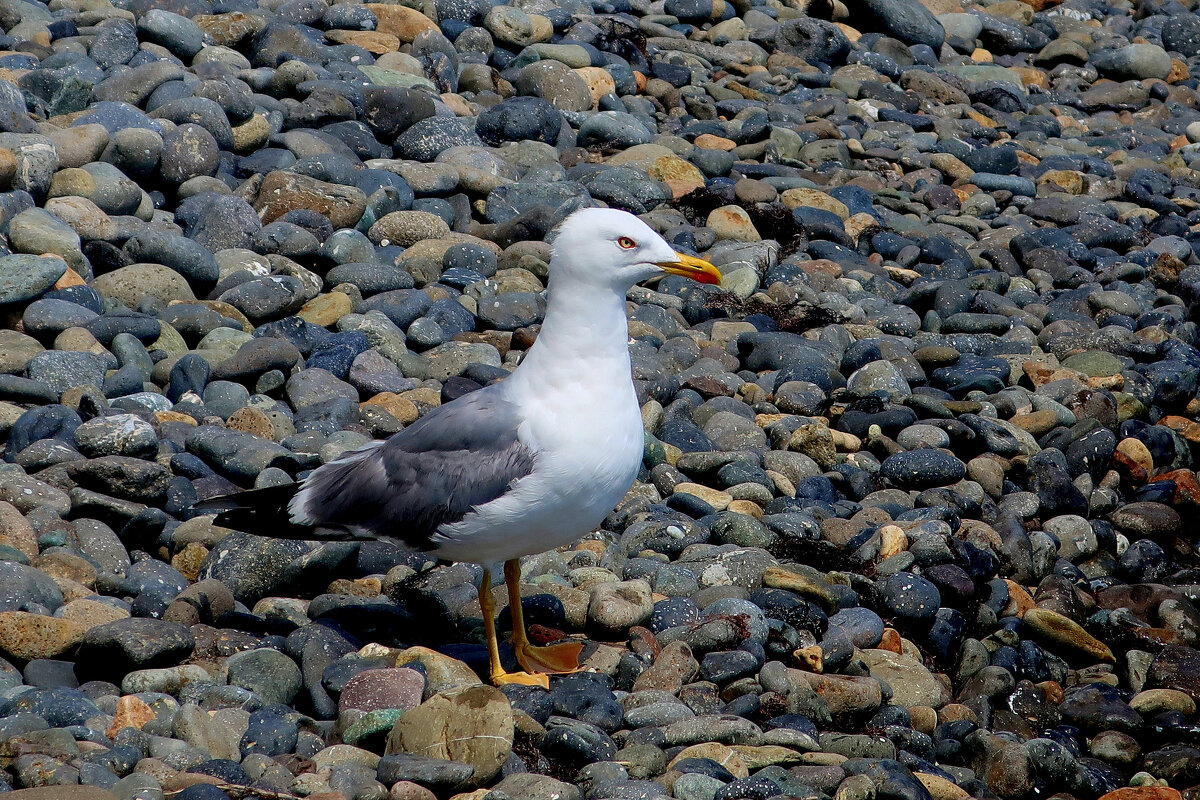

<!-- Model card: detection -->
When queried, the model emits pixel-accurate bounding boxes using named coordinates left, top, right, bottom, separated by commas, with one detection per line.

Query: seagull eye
left=617, top=237, right=637, bottom=250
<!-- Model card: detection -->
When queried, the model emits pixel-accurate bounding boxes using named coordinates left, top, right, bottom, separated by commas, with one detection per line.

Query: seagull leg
left=480, top=569, right=548, bottom=689
left=505, top=559, right=584, bottom=675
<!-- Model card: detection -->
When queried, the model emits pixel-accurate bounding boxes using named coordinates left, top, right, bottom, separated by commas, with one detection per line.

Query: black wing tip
left=193, top=483, right=375, bottom=542
left=190, top=483, right=300, bottom=528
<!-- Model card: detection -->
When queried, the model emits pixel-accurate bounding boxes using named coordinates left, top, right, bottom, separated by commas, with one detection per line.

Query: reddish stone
left=338, top=668, right=424, bottom=714
left=878, top=628, right=903, bottom=654
left=1163, top=415, right=1200, bottom=441
left=389, top=783, right=436, bottom=800
left=1111, top=449, right=1147, bottom=485
left=1161, top=469, right=1200, bottom=509
left=1099, top=788, right=1182, bottom=800
left=527, top=623, right=569, bottom=645
left=684, top=375, right=734, bottom=398
left=1037, top=681, right=1064, bottom=705
left=106, top=695, right=155, bottom=738
left=1095, top=584, right=1182, bottom=619
left=628, top=626, right=660, bottom=660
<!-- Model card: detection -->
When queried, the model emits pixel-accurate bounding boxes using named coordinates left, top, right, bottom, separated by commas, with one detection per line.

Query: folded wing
left=197, top=386, right=538, bottom=550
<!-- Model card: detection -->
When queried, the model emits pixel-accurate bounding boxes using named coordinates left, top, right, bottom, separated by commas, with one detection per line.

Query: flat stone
left=1022, top=608, right=1114, bottom=663
left=859, top=648, right=948, bottom=708
left=0, top=255, right=67, bottom=305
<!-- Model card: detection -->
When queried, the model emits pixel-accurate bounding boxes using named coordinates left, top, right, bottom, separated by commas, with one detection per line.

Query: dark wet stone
left=880, top=450, right=966, bottom=489
left=881, top=572, right=941, bottom=623
left=376, top=754, right=476, bottom=791
left=175, top=193, right=261, bottom=252
left=395, top=117, right=484, bottom=161
left=1058, top=683, right=1143, bottom=734
left=197, top=531, right=310, bottom=604
left=476, top=96, right=562, bottom=146
left=842, top=0, right=943, bottom=47
left=1163, top=14, right=1200, bottom=58
left=776, top=18, right=850, bottom=64
left=0, top=562, right=63, bottom=612
left=75, top=618, right=195, bottom=683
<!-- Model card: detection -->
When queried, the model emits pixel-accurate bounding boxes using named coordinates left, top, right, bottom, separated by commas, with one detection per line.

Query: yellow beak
left=656, top=252, right=722, bottom=285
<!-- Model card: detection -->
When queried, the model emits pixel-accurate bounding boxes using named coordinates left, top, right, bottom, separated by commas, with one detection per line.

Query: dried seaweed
left=671, top=187, right=809, bottom=257
left=165, top=784, right=305, bottom=800
left=592, top=17, right=650, bottom=68
left=704, top=292, right=847, bottom=334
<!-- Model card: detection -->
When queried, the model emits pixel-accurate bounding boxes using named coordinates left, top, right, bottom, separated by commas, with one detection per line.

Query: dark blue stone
left=425, top=297, right=475, bottom=338
left=240, top=708, right=299, bottom=757
left=649, top=596, right=700, bottom=632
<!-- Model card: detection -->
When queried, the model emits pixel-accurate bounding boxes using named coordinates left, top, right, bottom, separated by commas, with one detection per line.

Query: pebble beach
left=0, top=0, right=1198, bottom=797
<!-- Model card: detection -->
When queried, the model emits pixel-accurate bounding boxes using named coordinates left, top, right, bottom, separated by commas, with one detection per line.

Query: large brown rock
left=1149, top=645, right=1200, bottom=700
left=787, top=670, right=883, bottom=718
left=386, top=684, right=513, bottom=787
left=93, top=264, right=195, bottom=308
left=364, top=4, right=437, bottom=42
left=0, top=612, right=85, bottom=660
left=8, top=788, right=121, bottom=800
left=254, top=171, right=367, bottom=229
left=967, top=730, right=1033, bottom=798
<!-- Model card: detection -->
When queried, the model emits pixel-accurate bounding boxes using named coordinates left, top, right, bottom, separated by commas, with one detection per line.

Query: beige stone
left=762, top=566, right=838, bottom=611
left=1037, top=169, right=1086, bottom=194
left=575, top=66, right=616, bottom=107
left=58, top=599, right=129, bottom=630
left=706, top=205, right=760, bottom=241
left=0, top=501, right=36, bottom=559
left=386, top=685, right=513, bottom=787
left=369, top=210, right=451, bottom=247
left=672, top=482, right=732, bottom=511
left=366, top=4, right=438, bottom=42
left=780, top=188, right=849, bottom=219
left=93, top=264, right=195, bottom=307
left=917, top=773, right=970, bottom=800
left=1130, top=688, right=1196, bottom=716
left=1023, top=607, right=1114, bottom=662
left=362, top=393, right=420, bottom=425
left=43, top=196, right=116, bottom=240
left=298, top=292, right=352, bottom=327
left=325, top=29, right=400, bottom=53
left=1116, top=437, right=1154, bottom=474
left=860, top=648, right=948, bottom=708
left=667, top=743, right=749, bottom=778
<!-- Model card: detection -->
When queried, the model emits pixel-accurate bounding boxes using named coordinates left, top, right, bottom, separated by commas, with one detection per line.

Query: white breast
left=429, top=353, right=644, bottom=564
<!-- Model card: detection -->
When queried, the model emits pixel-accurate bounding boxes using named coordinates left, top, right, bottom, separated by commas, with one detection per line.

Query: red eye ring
left=617, top=237, right=637, bottom=249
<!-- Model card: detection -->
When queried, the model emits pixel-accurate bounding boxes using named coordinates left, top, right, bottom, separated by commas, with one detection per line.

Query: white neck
left=509, top=278, right=633, bottom=394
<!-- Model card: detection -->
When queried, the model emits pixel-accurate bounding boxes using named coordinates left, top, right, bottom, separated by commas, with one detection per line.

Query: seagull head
left=550, top=208, right=722, bottom=291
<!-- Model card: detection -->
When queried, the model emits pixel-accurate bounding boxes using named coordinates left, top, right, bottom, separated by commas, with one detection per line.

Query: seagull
left=201, top=208, right=722, bottom=688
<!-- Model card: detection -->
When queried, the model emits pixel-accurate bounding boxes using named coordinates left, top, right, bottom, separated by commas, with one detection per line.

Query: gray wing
left=290, top=385, right=537, bottom=550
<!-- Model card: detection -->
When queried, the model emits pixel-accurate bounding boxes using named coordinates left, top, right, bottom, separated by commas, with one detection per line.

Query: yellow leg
left=505, top=559, right=584, bottom=676
left=480, top=569, right=548, bottom=688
